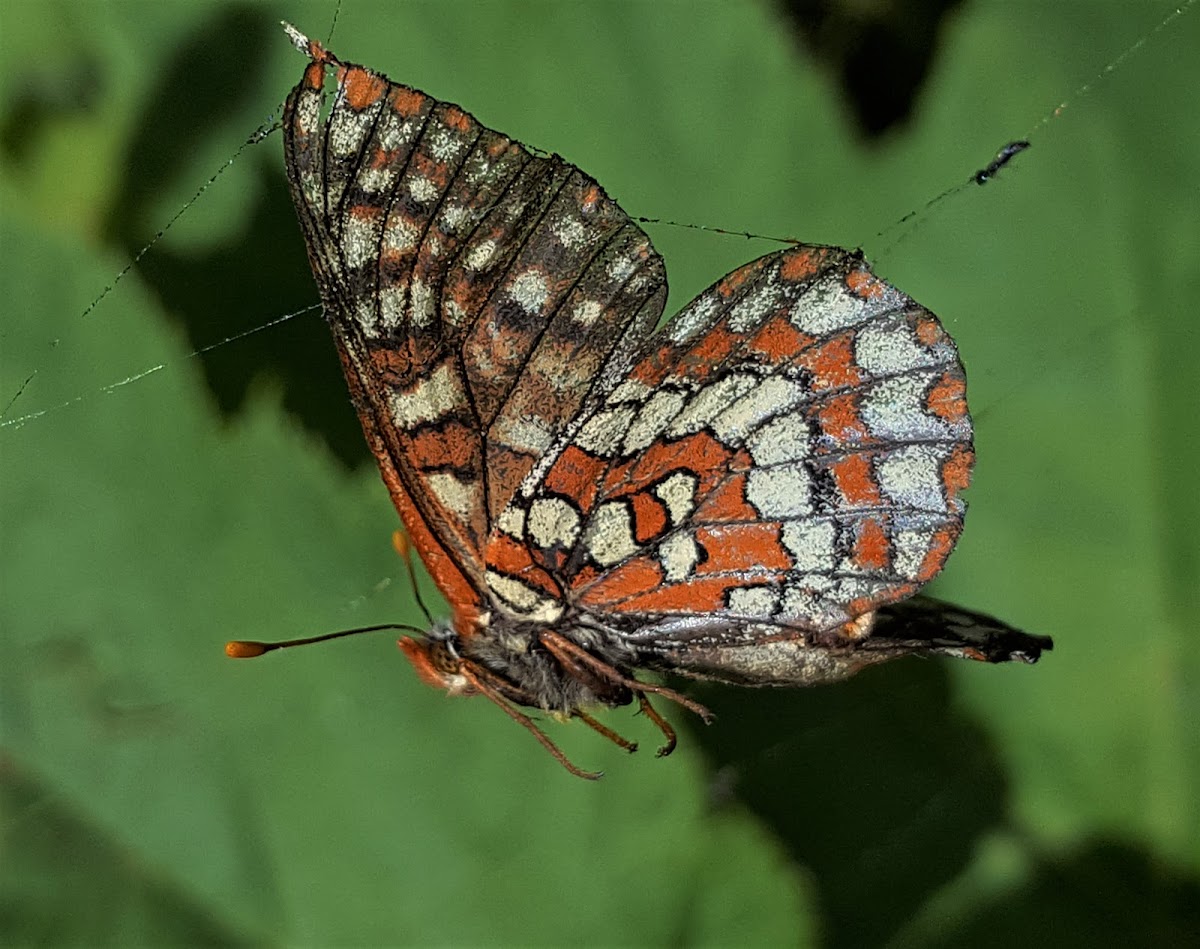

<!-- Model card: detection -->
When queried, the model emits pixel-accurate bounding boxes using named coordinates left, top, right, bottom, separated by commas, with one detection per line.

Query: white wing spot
left=410, top=278, right=434, bottom=327
left=575, top=405, right=636, bottom=455
left=667, top=373, right=757, bottom=437
left=862, top=374, right=953, bottom=441
left=496, top=504, right=527, bottom=539
left=659, top=533, right=699, bottom=582
left=527, top=497, right=582, bottom=550
left=607, top=377, right=652, bottom=405
left=855, top=320, right=937, bottom=375
left=464, top=238, right=498, bottom=272
left=380, top=285, right=407, bottom=330
left=429, top=125, right=465, bottom=162
left=443, top=297, right=467, bottom=328
left=388, top=361, right=464, bottom=426
left=425, top=472, right=478, bottom=521
left=654, top=472, right=697, bottom=525
left=877, top=445, right=946, bottom=512
left=466, top=157, right=492, bottom=184
left=570, top=299, right=604, bottom=326
left=627, top=272, right=655, bottom=295
left=439, top=204, right=469, bottom=232
left=789, top=274, right=899, bottom=335
left=585, top=502, right=640, bottom=567
left=486, top=570, right=564, bottom=623
left=623, top=389, right=687, bottom=454
left=294, top=90, right=320, bottom=134
left=781, top=520, right=836, bottom=572
left=508, top=270, right=550, bottom=315
left=667, top=292, right=720, bottom=344
left=342, top=212, right=378, bottom=269
left=747, top=414, right=811, bottom=466
left=746, top=465, right=812, bottom=517
left=375, top=114, right=407, bottom=150
left=494, top=412, right=554, bottom=456
left=383, top=217, right=419, bottom=253
left=711, top=376, right=804, bottom=444
left=831, top=576, right=884, bottom=605
left=330, top=109, right=372, bottom=156
left=892, top=527, right=929, bottom=580
left=408, top=175, right=439, bottom=203
left=728, top=586, right=780, bottom=618
left=779, top=575, right=845, bottom=630
left=553, top=218, right=589, bottom=249
left=606, top=253, right=637, bottom=282
left=727, top=278, right=785, bottom=332
left=357, top=168, right=394, bottom=193
left=354, top=297, right=377, bottom=335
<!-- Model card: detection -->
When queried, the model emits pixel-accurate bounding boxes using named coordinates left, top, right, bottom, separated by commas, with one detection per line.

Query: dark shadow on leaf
left=922, top=839, right=1200, bottom=949
left=103, top=4, right=368, bottom=470
left=684, top=659, right=1008, bottom=948
left=0, top=756, right=257, bottom=946
left=0, top=54, right=102, bottom=163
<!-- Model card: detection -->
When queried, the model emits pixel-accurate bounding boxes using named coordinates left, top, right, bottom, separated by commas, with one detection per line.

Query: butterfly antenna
left=392, top=530, right=435, bottom=626
left=226, top=622, right=425, bottom=658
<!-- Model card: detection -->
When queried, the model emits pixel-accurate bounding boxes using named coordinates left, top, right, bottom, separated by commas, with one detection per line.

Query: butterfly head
left=396, top=624, right=474, bottom=695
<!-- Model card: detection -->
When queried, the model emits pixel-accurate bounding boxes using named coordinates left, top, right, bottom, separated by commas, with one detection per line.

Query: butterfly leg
left=573, top=710, right=639, bottom=754
left=539, top=629, right=715, bottom=739
left=635, top=694, right=677, bottom=758
left=459, top=662, right=603, bottom=780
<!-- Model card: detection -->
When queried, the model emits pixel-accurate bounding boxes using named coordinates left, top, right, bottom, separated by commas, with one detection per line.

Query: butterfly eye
left=426, top=639, right=462, bottom=675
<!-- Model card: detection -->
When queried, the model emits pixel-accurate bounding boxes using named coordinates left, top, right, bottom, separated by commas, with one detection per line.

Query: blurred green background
left=2, top=0, right=1198, bottom=945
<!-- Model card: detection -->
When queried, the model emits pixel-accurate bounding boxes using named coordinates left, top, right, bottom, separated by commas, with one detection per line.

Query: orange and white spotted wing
left=283, top=33, right=666, bottom=629
left=483, top=244, right=978, bottom=680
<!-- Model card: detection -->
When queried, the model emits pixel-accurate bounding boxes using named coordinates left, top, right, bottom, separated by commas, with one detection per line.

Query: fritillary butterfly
left=230, top=25, right=1051, bottom=779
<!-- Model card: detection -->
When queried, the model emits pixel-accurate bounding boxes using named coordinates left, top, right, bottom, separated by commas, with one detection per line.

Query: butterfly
left=228, top=24, right=1052, bottom=779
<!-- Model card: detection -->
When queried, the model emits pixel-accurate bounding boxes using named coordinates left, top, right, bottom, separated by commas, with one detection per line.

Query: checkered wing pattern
left=485, top=245, right=974, bottom=639
left=283, top=43, right=666, bottom=609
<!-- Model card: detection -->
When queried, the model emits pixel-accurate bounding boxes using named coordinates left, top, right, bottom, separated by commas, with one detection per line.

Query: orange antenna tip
left=225, top=640, right=270, bottom=658
left=392, top=529, right=411, bottom=557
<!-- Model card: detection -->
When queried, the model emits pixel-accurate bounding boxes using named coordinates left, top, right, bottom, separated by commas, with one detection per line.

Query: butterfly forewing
left=283, top=44, right=667, bottom=592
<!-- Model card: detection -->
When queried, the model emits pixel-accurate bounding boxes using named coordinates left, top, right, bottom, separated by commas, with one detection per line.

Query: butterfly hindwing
left=485, top=245, right=974, bottom=639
